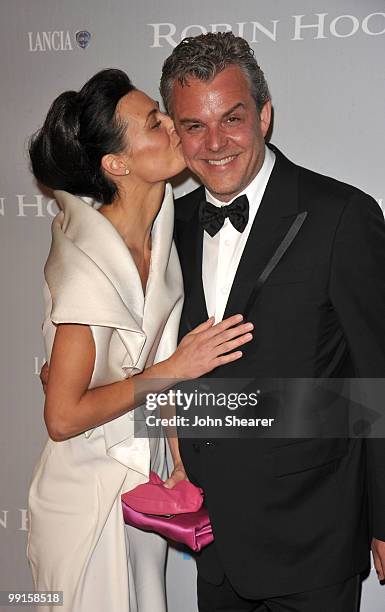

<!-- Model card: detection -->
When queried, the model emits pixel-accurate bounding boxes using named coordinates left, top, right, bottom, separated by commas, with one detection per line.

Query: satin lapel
left=54, top=189, right=145, bottom=325
left=178, top=193, right=208, bottom=332
left=223, top=148, right=301, bottom=320
left=139, top=184, right=184, bottom=367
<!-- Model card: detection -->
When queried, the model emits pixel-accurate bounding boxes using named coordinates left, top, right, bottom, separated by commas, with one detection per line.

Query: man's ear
left=101, top=154, right=129, bottom=177
left=259, top=101, right=272, bottom=138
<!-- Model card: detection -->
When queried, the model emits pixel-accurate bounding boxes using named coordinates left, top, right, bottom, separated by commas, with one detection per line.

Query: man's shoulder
left=278, top=149, right=377, bottom=218
left=300, top=166, right=381, bottom=226
left=272, top=145, right=362, bottom=199
left=299, top=164, right=362, bottom=199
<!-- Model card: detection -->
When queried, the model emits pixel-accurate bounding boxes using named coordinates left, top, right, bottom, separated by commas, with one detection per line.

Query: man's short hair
left=160, top=31, right=270, bottom=115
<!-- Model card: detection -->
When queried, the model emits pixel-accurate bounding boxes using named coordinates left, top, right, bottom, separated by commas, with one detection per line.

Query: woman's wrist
left=151, top=355, right=184, bottom=383
left=131, top=358, right=185, bottom=409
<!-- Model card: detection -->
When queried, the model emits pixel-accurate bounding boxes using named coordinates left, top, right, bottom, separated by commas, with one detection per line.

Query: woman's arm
left=164, top=435, right=188, bottom=488
left=44, top=314, right=253, bottom=441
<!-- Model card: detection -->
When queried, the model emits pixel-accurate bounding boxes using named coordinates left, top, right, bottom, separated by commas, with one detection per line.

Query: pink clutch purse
left=121, top=472, right=214, bottom=552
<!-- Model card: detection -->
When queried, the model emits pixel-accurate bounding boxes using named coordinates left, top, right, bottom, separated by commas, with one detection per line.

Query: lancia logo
left=75, top=30, right=91, bottom=49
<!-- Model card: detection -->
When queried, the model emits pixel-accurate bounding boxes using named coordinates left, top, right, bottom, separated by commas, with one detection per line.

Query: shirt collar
left=205, top=145, right=275, bottom=209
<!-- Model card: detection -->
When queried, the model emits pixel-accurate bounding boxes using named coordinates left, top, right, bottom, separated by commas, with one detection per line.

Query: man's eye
left=226, top=116, right=240, bottom=124
left=151, top=121, right=161, bottom=129
left=187, top=124, right=202, bottom=131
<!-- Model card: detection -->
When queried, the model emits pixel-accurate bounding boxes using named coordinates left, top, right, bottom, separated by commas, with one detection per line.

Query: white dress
left=27, top=185, right=184, bottom=612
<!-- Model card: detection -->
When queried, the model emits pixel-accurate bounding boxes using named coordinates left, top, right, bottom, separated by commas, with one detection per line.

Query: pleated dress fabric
left=27, top=185, right=184, bottom=611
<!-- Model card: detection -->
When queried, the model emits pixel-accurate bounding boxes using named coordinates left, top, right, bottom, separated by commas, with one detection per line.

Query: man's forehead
left=171, top=66, right=252, bottom=117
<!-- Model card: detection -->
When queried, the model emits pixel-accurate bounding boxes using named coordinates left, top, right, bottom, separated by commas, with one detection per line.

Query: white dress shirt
left=202, top=146, right=275, bottom=322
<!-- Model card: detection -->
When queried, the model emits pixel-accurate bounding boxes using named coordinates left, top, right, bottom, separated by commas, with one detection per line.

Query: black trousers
left=197, top=574, right=361, bottom=612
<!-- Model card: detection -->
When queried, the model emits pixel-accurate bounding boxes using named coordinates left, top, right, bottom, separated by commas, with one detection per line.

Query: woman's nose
left=164, top=113, right=176, bottom=132
left=165, top=115, right=181, bottom=144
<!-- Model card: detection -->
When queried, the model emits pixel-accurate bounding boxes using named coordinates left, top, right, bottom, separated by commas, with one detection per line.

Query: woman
left=27, top=69, right=253, bottom=612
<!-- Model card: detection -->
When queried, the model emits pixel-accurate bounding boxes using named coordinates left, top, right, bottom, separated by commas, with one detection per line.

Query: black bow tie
left=199, top=194, right=249, bottom=237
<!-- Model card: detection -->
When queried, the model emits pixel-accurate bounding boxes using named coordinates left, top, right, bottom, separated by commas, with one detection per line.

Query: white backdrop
left=0, top=1, right=384, bottom=610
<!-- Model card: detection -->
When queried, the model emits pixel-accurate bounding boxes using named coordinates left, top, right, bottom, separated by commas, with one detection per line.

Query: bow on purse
left=121, top=471, right=214, bottom=552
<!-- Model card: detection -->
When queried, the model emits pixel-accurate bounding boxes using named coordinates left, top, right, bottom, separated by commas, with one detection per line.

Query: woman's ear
left=101, top=154, right=129, bottom=177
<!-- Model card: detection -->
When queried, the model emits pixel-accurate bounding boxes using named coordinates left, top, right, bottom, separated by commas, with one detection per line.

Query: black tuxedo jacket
left=174, top=145, right=385, bottom=599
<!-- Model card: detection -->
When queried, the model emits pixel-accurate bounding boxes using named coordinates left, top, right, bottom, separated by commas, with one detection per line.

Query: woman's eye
left=151, top=121, right=161, bottom=129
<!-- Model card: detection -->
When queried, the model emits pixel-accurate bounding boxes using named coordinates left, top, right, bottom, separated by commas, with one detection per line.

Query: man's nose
left=206, top=126, right=227, bottom=152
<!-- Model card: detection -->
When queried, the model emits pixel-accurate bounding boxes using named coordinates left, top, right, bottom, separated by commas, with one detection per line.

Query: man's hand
left=371, top=538, right=385, bottom=581
left=40, top=362, right=49, bottom=394
left=163, top=462, right=189, bottom=489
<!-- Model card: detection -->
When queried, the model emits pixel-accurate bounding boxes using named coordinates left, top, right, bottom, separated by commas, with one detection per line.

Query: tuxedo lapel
left=177, top=187, right=208, bottom=331
left=223, top=146, right=303, bottom=319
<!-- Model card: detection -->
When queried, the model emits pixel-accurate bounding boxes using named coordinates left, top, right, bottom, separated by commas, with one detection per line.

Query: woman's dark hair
left=29, top=68, right=135, bottom=204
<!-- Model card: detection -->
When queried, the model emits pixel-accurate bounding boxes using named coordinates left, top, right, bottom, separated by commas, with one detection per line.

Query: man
left=160, top=32, right=385, bottom=611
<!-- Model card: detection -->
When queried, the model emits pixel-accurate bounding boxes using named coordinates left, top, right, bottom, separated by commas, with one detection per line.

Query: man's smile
left=204, top=155, right=238, bottom=167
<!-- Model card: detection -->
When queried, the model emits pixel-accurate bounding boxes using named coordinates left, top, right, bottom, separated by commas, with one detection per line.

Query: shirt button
left=221, top=286, right=229, bottom=295
left=224, top=240, right=231, bottom=247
